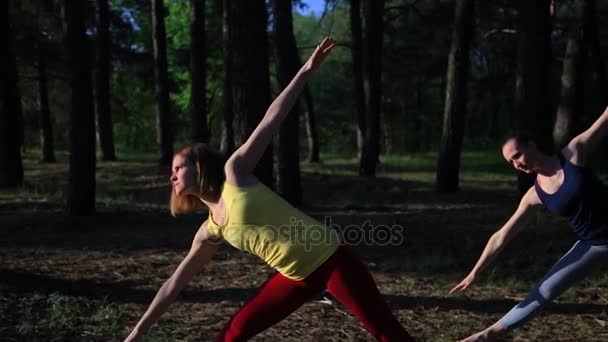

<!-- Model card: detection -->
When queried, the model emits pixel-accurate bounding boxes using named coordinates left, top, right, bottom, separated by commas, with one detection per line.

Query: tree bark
left=583, top=0, right=608, bottom=113
left=272, top=0, right=302, bottom=205
left=190, top=0, right=210, bottom=143
left=228, top=0, right=273, bottom=187
left=435, top=0, right=474, bottom=193
left=95, top=0, right=116, bottom=161
left=350, top=0, right=366, bottom=159
left=63, top=0, right=97, bottom=215
left=151, top=0, right=173, bottom=165
left=553, top=0, right=585, bottom=149
left=37, top=44, right=56, bottom=163
left=0, top=0, right=24, bottom=187
left=220, top=0, right=234, bottom=155
left=302, top=86, right=320, bottom=163
left=514, top=0, right=553, bottom=194
left=359, top=0, right=384, bottom=177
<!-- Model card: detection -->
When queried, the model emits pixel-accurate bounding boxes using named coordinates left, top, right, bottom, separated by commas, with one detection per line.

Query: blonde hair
left=169, top=143, right=226, bottom=216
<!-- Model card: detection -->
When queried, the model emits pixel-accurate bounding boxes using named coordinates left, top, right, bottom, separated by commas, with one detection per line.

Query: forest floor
left=2, top=151, right=608, bottom=341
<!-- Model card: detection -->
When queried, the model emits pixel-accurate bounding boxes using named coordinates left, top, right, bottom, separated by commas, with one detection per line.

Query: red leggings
left=215, top=245, right=415, bottom=341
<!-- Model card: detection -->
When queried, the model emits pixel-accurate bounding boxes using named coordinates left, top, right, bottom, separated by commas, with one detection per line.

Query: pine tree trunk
left=272, top=0, right=302, bottom=205
left=359, top=0, right=384, bottom=177
left=151, top=0, right=173, bottom=165
left=37, top=44, right=55, bottom=163
left=584, top=0, right=608, bottom=113
left=228, top=0, right=273, bottom=186
left=514, top=0, right=553, bottom=194
left=190, top=0, right=209, bottom=143
left=95, top=0, right=116, bottom=161
left=350, top=0, right=366, bottom=159
left=0, top=0, right=24, bottom=187
left=553, top=0, right=585, bottom=149
left=303, top=87, right=320, bottom=163
left=63, top=0, right=97, bottom=215
left=220, top=0, right=234, bottom=155
left=435, top=0, right=474, bottom=193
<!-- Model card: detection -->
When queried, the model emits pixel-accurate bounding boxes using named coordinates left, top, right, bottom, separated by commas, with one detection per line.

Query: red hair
left=169, top=143, right=226, bottom=216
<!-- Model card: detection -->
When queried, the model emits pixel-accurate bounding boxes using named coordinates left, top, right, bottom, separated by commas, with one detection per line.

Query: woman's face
left=502, top=138, right=536, bottom=174
left=170, top=154, right=198, bottom=196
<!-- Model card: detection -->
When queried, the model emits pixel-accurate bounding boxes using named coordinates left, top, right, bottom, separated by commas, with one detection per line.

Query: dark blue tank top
left=534, top=154, right=608, bottom=245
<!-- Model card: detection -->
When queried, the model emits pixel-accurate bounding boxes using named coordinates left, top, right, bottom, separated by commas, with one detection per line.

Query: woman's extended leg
left=215, top=272, right=321, bottom=342
left=324, top=246, right=415, bottom=342
left=499, top=240, right=608, bottom=330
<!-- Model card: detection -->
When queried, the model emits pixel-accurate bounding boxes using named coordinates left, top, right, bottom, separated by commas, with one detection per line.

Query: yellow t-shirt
left=206, top=181, right=341, bottom=280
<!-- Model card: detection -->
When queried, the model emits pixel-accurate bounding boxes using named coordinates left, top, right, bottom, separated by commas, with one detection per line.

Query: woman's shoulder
left=224, top=175, right=261, bottom=190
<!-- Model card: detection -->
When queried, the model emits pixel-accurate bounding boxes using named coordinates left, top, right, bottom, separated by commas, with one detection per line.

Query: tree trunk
left=220, top=0, right=234, bottom=155
left=303, top=87, right=320, bottom=163
left=435, top=0, right=474, bottom=193
left=553, top=0, right=585, bottom=149
left=37, top=44, right=55, bottom=163
left=0, top=0, right=24, bottom=187
left=350, top=0, right=366, bottom=159
left=228, top=0, right=273, bottom=187
left=151, top=0, right=173, bottom=165
left=95, top=0, right=116, bottom=161
left=63, top=0, right=97, bottom=215
left=190, top=0, right=210, bottom=143
left=514, top=0, right=553, bottom=194
left=359, top=0, right=384, bottom=177
left=272, top=0, right=302, bottom=205
left=584, top=0, right=608, bottom=113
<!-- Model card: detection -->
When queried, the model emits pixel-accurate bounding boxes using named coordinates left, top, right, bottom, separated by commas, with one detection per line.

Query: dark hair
left=501, top=132, right=534, bottom=148
left=170, top=143, right=227, bottom=216
left=501, top=132, right=554, bottom=154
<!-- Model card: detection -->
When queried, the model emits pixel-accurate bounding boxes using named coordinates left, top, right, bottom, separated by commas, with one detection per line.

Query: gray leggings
left=499, top=240, right=608, bottom=330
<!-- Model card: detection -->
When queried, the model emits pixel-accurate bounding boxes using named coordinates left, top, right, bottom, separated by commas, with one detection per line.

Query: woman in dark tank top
left=534, top=153, right=608, bottom=244
left=450, top=105, right=608, bottom=342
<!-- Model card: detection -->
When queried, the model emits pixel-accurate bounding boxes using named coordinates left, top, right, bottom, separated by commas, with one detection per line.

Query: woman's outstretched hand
left=450, top=272, right=477, bottom=294
left=302, top=37, right=335, bottom=72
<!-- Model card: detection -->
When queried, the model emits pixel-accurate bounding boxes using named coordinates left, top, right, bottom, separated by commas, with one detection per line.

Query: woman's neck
left=200, top=196, right=226, bottom=225
left=536, top=154, right=562, bottom=177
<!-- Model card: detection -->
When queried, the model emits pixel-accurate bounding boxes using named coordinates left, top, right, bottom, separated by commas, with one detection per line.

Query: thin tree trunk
left=302, top=87, right=320, bottom=162
left=151, top=0, right=173, bottom=165
left=350, top=0, right=366, bottom=158
left=553, top=0, right=585, bottom=149
left=190, top=0, right=209, bottom=143
left=435, top=0, right=474, bottom=193
left=272, top=0, right=302, bottom=205
left=220, top=0, right=234, bottom=155
left=228, top=0, right=273, bottom=187
left=63, top=0, right=96, bottom=215
left=359, top=0, right=384, bottom=177
left=37, top=44, right=55, bottom=163
left=383, top=116, right=392, bottom=155
left=514, top=0, right=553, bottom=194
left=0, top=0, right=24, bottom=187
left=584, top=0, right=608, bottom=112
left=95, top=0, right=116, bottom=161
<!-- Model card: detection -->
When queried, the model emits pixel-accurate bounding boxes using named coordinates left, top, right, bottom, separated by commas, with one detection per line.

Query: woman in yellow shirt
left=125, top=37, right=414, bottom=342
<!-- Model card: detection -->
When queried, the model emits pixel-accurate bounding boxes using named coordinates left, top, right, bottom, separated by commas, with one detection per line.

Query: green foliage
left=11, top=0, right=608, bottom=157
left=294, top=7, right=358, bottom=155
left=165, top=0, right=192, bottom=124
